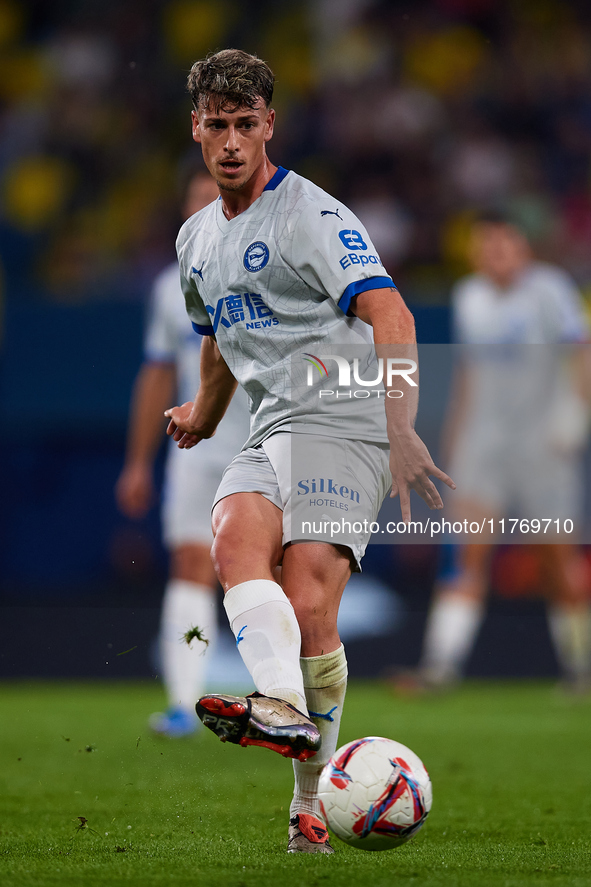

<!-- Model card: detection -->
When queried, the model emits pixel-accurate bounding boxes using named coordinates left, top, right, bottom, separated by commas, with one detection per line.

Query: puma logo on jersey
left=192, top=263, right=205, bottom=280
left=321, top=208, right=342, bottom=220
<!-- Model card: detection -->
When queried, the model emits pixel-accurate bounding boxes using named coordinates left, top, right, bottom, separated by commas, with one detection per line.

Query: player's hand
left=164, top=401, right=206, bottom=449
left=389, top=429, right=455, bottom=522
left=115, top=463, right=154, bottom=519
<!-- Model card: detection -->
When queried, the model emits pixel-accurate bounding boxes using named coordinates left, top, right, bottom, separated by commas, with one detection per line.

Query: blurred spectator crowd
left=2, top=0, right=591, bottom=308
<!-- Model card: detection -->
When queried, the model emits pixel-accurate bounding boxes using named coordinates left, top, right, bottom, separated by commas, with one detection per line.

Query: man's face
left=191, top=98, right=275, bottom=193
left=183, top=172, right=219, bottom=219
left=469, top=223, right=531, bottom=287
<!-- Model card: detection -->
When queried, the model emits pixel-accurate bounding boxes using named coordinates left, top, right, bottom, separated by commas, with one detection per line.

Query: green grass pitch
left=0, top=680, right=590, bottom=887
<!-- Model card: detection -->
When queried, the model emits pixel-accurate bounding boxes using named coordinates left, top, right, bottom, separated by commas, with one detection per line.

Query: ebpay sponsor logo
left=337, top=229, right=382, bottom=270
left=302, top=353, right=417, bottom=399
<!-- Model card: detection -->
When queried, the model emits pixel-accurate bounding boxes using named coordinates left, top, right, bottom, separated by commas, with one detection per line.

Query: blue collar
left=263, top=166, right=289, bottom=191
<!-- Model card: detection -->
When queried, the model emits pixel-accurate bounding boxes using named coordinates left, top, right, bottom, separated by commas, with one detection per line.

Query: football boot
left=195, top=691, right=320, bottom=762
left=287, top=813, right=335, bottom=854
left=148, top=706, right=199, bottom=738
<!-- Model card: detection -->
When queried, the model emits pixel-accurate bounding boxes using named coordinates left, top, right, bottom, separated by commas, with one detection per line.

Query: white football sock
left=160, top=579, right=218, bottom=712
left=420, top=595, right=484, bottom=684
left=547, top=602, right=591, bottom=683
left=290, top=644, right=348, bottom=820
left=223, top=579, right=307, bottom=713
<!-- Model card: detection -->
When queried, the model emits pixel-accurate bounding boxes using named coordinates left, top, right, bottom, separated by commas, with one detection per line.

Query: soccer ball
left=318, top=736, right=432, bottom=851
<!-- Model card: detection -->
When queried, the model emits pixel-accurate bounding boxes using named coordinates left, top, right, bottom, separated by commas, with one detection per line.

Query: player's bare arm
left=352, top=286, right=455, bottom=521
left=164, top=336, right=238, bottom=449
left=116, top=361, right=176, bottom=518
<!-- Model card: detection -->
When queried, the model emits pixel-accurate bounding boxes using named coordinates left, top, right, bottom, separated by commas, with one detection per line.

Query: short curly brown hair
left=187, top=49, right=274, bottom=113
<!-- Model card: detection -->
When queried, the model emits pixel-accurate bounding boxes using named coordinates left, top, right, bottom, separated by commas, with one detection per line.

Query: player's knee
left=210, top=532, right=233, bottom=584
left=210, top=529, right=281, bottom=589
left=290, top=593, right=338, bottom=632
left=170, top=543, right=216, bottom=585
left=287, top=541, right=352, bottom=587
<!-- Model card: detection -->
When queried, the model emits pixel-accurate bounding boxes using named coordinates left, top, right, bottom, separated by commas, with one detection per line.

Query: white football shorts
left=212, top=431, right=391, bottom=570
left=448, top=432, right=583, bottom=523
left=162, top=441, right=235, bottom=548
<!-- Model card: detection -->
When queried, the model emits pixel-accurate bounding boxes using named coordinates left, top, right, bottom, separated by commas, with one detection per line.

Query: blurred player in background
left=407, top=214, right=591, bottom=694
left=116, top=167, right=250, bottom=737
left=165, top=49, right=453, bottom=853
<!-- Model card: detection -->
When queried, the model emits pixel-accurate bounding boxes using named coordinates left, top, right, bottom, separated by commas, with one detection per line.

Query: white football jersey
left=144, top=261, right=250, bottom=458
left=176, top=167, right=395, bottom=448
left=451, top=262, right=588, bottom=451
left=453, top=262, right=587, bottom=346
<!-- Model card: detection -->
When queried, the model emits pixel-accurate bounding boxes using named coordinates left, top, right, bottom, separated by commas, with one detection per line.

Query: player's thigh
left=170, top=542, right=217, bottom=587
left=211, top=492, right=284, bottom=590
left=282, top=540, right=352, bottom=624
left=539, top=544, right=590, bottom=605
left=436, top=542, right=493, bottom=602
left=460, top=542, right=494, bottom=575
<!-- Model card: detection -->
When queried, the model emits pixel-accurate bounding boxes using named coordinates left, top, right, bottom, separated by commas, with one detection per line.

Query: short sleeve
left=143, top=271, right=179, bottom=362
left=176, top=225, right=214, bottom=337
left=450, top=279, right=471, bottom=344
left=284, top=201, right=395, bottom=316
left=545, top=268, right=589, bottom=343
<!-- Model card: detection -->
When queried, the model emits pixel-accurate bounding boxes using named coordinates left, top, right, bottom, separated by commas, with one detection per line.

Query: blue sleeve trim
left=192, top=321, right=215, bottom=337
left=338, top=276, right=396, bottom=316
left=263, top=166, right=289, bottom=192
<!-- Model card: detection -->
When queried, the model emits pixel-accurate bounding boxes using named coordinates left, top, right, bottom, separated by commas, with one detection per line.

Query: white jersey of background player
left=165, top=49, right=453, bottom=854
left=147, top=262, right=250, bottom=542
left=412, top=215, right=591, bottom=694
left=116, top=170, right=249, bottom=738
left=451, top=259, right=588, bottom=516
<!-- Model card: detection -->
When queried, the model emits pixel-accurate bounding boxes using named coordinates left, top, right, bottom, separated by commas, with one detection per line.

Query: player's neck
left=219, top=158, right=278, bottom=220
left=487, top=262, right=530, bottom=291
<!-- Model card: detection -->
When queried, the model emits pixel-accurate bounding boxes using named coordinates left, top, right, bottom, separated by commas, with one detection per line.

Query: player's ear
left=191, top=110, right=201, bottom=144
left=264, top=108, right=275, bottom=143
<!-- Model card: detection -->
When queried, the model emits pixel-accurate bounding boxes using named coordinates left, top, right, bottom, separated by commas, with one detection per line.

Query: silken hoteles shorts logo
left=243, top=241, right=270, bottom=272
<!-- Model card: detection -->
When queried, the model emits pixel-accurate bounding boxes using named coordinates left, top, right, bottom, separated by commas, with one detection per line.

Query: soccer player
left=408, top=214, right=591, bottom=693
left=115, top=166, right=250, bottom=737
left=164, top=49, right=453, bottom=852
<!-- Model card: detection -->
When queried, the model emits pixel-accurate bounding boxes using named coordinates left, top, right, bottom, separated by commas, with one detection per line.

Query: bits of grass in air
left=73, top=816, right=100, bottom=837
left=183, top=625, right=209, bottom=648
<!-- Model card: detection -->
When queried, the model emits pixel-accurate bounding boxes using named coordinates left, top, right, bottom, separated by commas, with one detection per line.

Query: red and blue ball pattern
left=318, top=736, right=432, bottom=851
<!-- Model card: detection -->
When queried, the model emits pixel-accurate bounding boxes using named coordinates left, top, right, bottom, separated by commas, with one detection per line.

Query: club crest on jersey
left=243, top=241, right=270, bottom=272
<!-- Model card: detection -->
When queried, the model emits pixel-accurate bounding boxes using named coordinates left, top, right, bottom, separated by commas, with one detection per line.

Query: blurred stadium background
left=2, top=0, right=591, bottom=681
